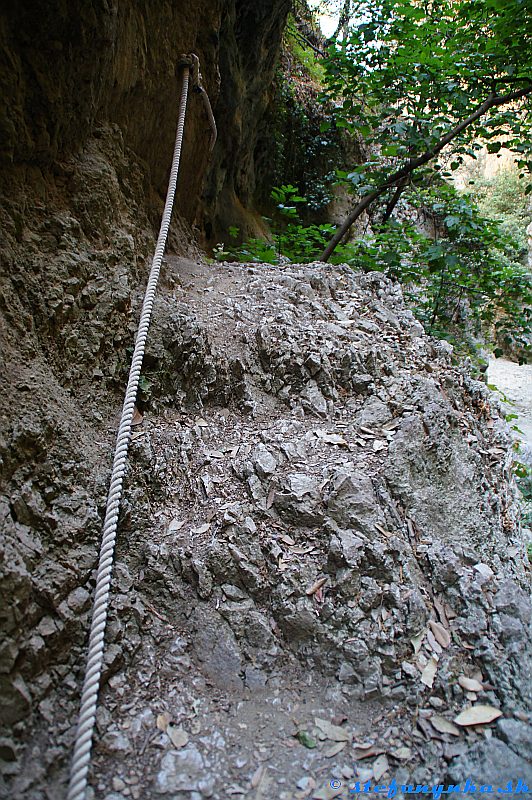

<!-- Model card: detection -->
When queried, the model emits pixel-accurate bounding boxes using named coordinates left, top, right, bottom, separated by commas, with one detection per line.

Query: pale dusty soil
left=488, top=358, right=532, bottom=455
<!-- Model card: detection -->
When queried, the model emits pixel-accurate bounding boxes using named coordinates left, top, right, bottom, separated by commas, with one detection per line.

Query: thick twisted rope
left=66, top=65, right=190, bottom=800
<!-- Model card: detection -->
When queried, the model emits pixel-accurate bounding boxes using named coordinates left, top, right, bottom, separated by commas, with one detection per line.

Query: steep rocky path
left=3, top=259, right=531, bottom=799
left=79, top=262, right=532, bottom=797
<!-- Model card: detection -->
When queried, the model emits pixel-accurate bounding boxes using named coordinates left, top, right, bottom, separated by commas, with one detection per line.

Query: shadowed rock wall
left=0, top=0, right=289, bottom=238
left=0, top=1, right=288, bottom=793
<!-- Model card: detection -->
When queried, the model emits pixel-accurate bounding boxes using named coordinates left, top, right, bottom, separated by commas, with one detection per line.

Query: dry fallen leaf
left=382, top=418, right=400, bottom=431
left=353, top=746, right=385, bottom=760
left=426, top=629, right=443, bottom=656
left=191, top=522, right=210, bottom=534
left=458, top=676, right=484, bottom=693
left=306, top=577, right=328, bottom=597
left=167, top=724, right=189, bottom=749
left=168, top=518, right=185, bottom=533
left=421, top=656, right=439, bottom=688
left=359, top=425, right=376, bottom=436
left=433, top=596, right=449, bottom=627
left=156, top=712, right=171, bottom=732
left=389, top=746, right=412, bottom=761
left=324, top=741, right=347, bottom=758
left=429, top=619, right=451, bottom=648
left=288, top=545, right=316, bottom=555
left=372, top=754, right=389, bottom=781
left=411, top=630, right=425, bottom=655
left=132, top=406, right=144, bottom=426
left=266, top=486, right=276, bottom=509
left=454, top=705, right=502, bottom=727
left=373, top=440, right=387, bottom=452
left=280, top=534, right=295, bottom=546
left=430, top=715, right=461, bottom=737
left=251, top=765, right=266, bottom=789
left=320, top=432, right=348, bottom=446
left=314, top=718, right=351, bottom=742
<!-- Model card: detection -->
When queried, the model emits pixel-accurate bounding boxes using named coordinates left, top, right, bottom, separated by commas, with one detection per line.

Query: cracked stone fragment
left=300, top=381, right=328, bottom=418
left=154, top=744, right=214, bottom=795
left=274, top=473, right=324, bottom=526
left=252, top=444, right=277, bottom=479
left=325, top=470, right=385, bottom=535
left=190, top=606, right=243, bottom=691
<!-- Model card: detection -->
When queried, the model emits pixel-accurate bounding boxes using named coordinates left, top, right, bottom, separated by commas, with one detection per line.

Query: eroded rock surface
left=0, top=259, right=531, bottom=800
left=1, top=258, right=531, bottom=797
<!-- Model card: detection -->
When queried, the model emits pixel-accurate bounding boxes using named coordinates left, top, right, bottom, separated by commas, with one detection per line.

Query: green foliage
left=514, top=463, right=532, bottom=560
left=329, top=181, right=532, bottom=355
left=467, top=167, right=530, bottom=257
left=137, top=374, right=154, bottom=404
left=267, top=75, right=339, bottom=214
left=277, top=221, right=336, bottom=261
left=264, top=10, right=345, bottom=218
left=284, top=13, right=326, bottom=84
left=322, top=0, right=532, bottom=190
left=307, top=0, right=532, bottom=354
left=223, top=186, right=335, bottom=264
left=271, top=184, right=307, bottom=219
left=225, top=237, right=278, bottom=264
left=315, top=0, right=532, bottom=270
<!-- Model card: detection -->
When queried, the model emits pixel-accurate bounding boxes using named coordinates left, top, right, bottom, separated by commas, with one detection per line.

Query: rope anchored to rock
left=178, top=52, right=218, bottom=150
left=67, top=53, right=213, bottom=800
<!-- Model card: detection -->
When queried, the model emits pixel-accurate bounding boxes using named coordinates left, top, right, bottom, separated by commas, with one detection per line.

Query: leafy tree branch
left=320, top=83, right=532, bottom=261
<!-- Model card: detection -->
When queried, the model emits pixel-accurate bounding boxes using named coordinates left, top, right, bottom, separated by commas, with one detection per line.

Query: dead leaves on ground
left=131, top=406, right=144, bottom=426
left=454, top=705, right=502, bottom=726
left=429, top=715, right=461, bottom=737
left=156, top=712, right=189, bottom=749
left=428, top=619, right=451, bottom=648
left=314, top=718, right=351, bottom=743
left=458, top=676, right=484, bottom=693
left=293, top=718, right=417, bottom=789
left=420, top=656, right=439, bottom=688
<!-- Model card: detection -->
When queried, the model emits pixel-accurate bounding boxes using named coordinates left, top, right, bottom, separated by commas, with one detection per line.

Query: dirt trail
left=86, top=259, right=531, bottom=799
left=488, top=358, right=532, bottom=457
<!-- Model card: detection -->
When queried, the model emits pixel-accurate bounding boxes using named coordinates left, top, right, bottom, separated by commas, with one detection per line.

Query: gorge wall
left=0, top=0, right=289, bottom=791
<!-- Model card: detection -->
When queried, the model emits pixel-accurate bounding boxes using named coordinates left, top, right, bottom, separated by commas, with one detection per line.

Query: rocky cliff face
left=0, top=0, right=288, bottom=789
left=0, top=0, right=290, bottom=399
left=1, top=0, right=289, bottom=235
left=0, top=2, right=531, bottom=798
